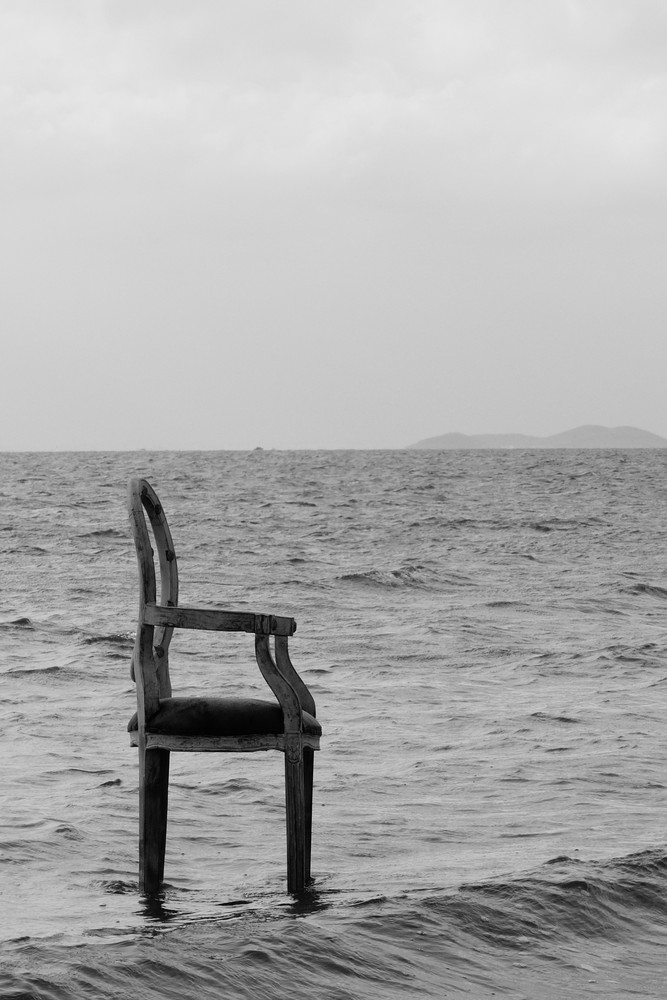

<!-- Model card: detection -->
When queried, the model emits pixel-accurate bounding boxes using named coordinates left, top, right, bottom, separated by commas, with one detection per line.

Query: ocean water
left=1, top=448, right=667, bottom=999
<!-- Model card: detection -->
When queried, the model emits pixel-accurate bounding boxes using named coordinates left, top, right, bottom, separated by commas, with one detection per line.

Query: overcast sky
left=1, top=0, right=665, bottom=449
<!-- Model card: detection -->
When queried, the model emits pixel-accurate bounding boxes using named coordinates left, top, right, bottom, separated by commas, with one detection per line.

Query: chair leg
left=284, top=736, right=306, bottom=893
left=304, top=747, right=314, bottom=883
left=139, top=746, right=170, bottom=896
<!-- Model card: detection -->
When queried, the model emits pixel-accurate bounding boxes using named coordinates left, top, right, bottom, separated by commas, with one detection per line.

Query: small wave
left=53, top=824, right=84, bottom=841
left=339, top=565, right=438, bottom=590
left=531, top=711, right=581, bottom=724
left=628, top=583, right=667, bottom=600
left=341, top=570, right=411, bottom=589
left=81, top=633, right=134, bottom=648
left=195, top=777, right=265, bottom=798
left=486, top=600, right=526, bottom=609
left=1, top=618, right=86, bottom=641
left=99, top=878, right=137, bottom=894
left=524, top=517, right=601, bottom=533
left=439, top=846, right=667, bottom=950
left=8, top=665, right=62, bottom=676
left=0, top=617, right=34, bottom=629
left=7, top=545, right=49, bottom=555
left=78, top=528, right=126, bottom=539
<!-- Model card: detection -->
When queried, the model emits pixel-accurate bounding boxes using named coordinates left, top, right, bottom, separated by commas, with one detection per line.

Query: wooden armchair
left=127, top=478, right=321, bottom=895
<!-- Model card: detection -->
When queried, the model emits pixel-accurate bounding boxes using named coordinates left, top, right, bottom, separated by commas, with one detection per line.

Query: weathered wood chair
left=127, top=477, right=321, bottom=896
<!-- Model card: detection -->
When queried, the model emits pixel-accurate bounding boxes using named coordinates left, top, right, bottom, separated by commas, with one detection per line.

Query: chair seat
left=128, top=696, right=321, bottom=738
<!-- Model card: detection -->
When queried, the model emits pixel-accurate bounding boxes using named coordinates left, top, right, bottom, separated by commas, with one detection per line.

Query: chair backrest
left=128, top=478, right=178, bottom=719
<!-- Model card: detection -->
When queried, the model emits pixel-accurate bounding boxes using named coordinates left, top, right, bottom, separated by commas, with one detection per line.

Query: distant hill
left=408, top=425, right=667, bottom=450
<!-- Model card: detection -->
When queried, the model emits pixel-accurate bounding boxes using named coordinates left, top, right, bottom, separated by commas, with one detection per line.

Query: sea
left=1, top=448, right=667, bottom=999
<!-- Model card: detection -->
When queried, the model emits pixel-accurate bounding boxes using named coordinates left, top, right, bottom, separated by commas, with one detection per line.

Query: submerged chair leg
left=284, top=735, right=306, bottom=893
left=139, top=746, right=170, bottom=895
left=304, top=747, right=314, bottom=883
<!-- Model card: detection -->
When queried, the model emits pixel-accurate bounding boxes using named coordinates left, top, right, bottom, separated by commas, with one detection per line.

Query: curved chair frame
left=128, top=478, right=320, bottom=895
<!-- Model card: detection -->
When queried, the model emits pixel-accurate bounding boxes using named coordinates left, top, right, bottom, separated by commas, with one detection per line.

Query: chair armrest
left=143, top=604, right=297, bottom=636
left=255, top=634, right=302, bottom=732
left=143, top=604, right=310, bottom=733
left=275, top=635, right=316, bottom=717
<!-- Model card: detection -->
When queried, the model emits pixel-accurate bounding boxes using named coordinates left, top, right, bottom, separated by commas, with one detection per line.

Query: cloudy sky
left=1, top=0, right=665, bottom=449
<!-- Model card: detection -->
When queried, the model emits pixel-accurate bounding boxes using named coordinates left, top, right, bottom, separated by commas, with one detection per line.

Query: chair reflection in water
left=127, top=478, right=322, bottom=896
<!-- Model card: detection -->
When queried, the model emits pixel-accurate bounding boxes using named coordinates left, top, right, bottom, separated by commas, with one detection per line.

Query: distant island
left=408, top=425, right=667, bottom=450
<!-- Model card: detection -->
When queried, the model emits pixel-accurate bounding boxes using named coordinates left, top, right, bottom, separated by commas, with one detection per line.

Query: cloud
left=2, top=0, right=665, bottom=210
left=1, top=0, right=666, bottom=447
